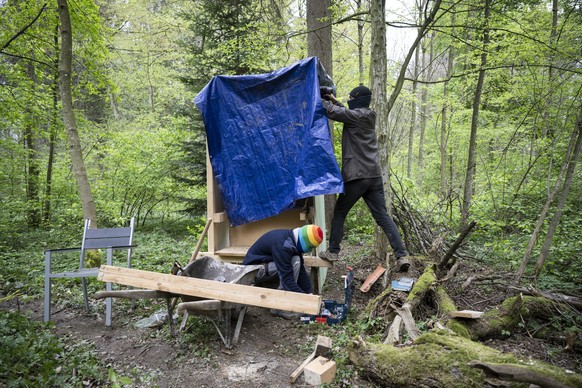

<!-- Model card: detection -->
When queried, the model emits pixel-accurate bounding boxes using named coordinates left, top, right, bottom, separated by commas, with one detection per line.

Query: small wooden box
left=304, top=356, right=336, bottom=385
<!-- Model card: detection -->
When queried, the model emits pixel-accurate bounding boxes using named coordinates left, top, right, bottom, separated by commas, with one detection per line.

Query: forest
left=1, top=0, right=581, bottom=387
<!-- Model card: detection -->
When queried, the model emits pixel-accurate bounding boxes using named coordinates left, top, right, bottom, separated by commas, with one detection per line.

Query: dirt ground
left=2, top=246, right=581, bottom=387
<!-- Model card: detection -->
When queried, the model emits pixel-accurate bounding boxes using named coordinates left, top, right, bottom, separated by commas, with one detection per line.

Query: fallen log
left=349, top=331, right=581, bottom=387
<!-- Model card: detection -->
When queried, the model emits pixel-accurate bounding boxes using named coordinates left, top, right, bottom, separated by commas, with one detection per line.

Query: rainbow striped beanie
left=296, top=225, right=323, bottom=253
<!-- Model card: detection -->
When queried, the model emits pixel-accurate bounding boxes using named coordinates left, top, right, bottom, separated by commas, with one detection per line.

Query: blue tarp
left=194, top=57, right=343, bottom=226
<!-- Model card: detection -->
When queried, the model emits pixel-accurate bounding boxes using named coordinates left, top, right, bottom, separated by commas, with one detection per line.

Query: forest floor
left=2, top=244, right=581, bottom=387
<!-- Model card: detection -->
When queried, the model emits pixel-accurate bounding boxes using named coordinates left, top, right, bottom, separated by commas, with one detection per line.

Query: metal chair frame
left=44, top=217, right=135, bottom=326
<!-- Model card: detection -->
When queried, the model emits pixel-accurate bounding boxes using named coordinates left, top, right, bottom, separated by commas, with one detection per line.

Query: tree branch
left=0, top=3, right=48, bottom=52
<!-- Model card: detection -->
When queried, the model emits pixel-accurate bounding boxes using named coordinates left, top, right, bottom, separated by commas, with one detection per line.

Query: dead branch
left=507, top=286, right=582, bottom=312
left=438, top=221, right=476, bottom=270
left=468, top=361, right=573, bottom=388
left=384, top=315, right=402, bottom=345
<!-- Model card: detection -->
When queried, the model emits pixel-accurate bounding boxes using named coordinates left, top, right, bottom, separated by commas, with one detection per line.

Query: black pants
left=329, top=177, right=408, bottom=258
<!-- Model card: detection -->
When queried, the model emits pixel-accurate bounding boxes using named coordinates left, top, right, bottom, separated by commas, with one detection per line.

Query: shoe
left=396, top=256, right=411, bottom=272
left=270, top=309, right=302, bottom=320
left=319, top=250, right=339, bottom=262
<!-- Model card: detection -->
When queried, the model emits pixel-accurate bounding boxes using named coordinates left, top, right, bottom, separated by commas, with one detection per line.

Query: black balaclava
left=348, top=85, right=372, bottom=109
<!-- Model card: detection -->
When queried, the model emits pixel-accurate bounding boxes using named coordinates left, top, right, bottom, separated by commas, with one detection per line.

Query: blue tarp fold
left=194, top=57, right=343, bottom=226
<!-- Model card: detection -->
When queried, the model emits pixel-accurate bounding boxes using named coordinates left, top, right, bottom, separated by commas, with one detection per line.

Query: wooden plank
left=304, top=255, right=332, bottom=268
left=98, top=265, right=322, bottom=315
left=289, top=335, right=333, bottom=383
left=449, top=310, right=484, bottom=319
left=202, top=250, right=331, bottom=268
left=215, top=246, right=248, bottom=257
left=212, top=212, right=227, bottom=223
left=177, top=300, right=235, bottom=312
left=289, top=351, right=316, bottom=383
left=360, top=265, right=386, bottom=292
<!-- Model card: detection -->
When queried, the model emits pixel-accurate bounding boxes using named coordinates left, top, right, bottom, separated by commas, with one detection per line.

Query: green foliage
left=179, top=0, right=289, bottom=89
left=108, top=368, right=133, bottom=387
left=0, top=310, right=106, bottom=386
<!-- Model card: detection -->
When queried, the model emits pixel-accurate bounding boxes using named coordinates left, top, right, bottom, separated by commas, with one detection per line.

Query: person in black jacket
left=319, top=85, right=411, bottom=272
left=243, top=224, right=323, bottom=319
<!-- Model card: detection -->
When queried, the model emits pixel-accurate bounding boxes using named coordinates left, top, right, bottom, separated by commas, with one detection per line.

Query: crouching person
left=243, top=225, right=323, bottom=319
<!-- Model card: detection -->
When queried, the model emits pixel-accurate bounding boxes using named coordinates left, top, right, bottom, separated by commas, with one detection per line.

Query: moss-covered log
left=455, top=294, right=562, bottom=340
left=349, top=331, right=581, bottom=387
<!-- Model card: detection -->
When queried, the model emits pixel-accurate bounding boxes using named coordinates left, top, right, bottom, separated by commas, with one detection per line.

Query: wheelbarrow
left=173, top=256, right=263, bottom=348
left=94, top=256, right=262, bottom=348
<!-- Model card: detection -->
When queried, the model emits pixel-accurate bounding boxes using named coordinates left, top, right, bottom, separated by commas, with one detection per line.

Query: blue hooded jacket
left=243, top=229, right=312, bottom=294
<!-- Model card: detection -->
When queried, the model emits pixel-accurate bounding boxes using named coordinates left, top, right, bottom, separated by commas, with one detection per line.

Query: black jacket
left=323, top=100, right=382, bottom=182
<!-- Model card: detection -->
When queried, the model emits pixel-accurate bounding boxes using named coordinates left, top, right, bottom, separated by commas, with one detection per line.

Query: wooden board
left=98, top=265, right=322, bottom=315
left=360, top=265, right=386, bottom=292
left=449, top=310, right=484, bottom=319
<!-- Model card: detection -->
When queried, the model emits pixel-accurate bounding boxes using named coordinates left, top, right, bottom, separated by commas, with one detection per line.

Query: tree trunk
left=417, top=30, right=429, bottom=186
left=370, top=0, right=390, bottom=258
left=25, top=58, right=41, bottom=228
left=460, top=0, right=490, bottom=231
left=44, top=24, right=60, bottom=225
left=307, top=0, right=335, bottom=231
left=356, top=0, right=365, bottom=85
left=407, top=45, right=418, bottom=179
left=534, top=108, right=582, bottom=277
left=57, top=0, right=97, bottom=225
left=440, top=12, right=455, bottom=197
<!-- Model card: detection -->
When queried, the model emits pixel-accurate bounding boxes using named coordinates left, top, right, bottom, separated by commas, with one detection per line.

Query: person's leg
left=362, top=178, right=408, bottom=259
left=271, top=256, right=303, bottom=319
left=254, top=261, right=279, bottom=286
left=327, top=179, right=369, bottom=253
left=276, top=256, right=301, bottom=289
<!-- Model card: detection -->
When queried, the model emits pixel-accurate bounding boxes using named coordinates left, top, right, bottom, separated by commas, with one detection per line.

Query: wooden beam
left=360, top=265, right=386, bottom=292
left=177, top=300, right=235, bottom=312
left=97, top=265, right=322, bottom=315
left=304, top=255, right=332, bottom=268
left=94, top=290, right=172, bottom=300
left=449, top=310, right=484, bottom=319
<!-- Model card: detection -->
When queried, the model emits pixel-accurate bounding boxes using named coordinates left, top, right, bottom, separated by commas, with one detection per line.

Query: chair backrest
left=80, top=217, right=135, bottom=268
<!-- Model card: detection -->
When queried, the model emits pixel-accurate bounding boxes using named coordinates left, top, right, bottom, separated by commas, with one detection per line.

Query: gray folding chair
left=44, top=217, right=135, bottom=326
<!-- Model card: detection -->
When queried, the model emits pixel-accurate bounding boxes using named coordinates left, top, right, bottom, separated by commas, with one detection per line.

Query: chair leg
left=44, top=252, right=51, bottom=322
left=105, top=247, right=113, bottom=326
left=44, top=277, right=51, bottom=322
left=105, top=281, right=112, bottom=327
left=81, top=277, right=89, bottom=312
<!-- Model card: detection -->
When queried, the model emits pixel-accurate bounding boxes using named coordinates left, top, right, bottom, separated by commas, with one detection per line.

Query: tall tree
left=307, top=0, right=334, bottom=229
left=407, top=44, right=419, bottom=179
left=370, top=0, right=390, bottom=257
left=460, top=0, right=490, bottom=231
left=57, top=0, right=97, bottom=225
left=440, top=12, right=455, bottom=198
